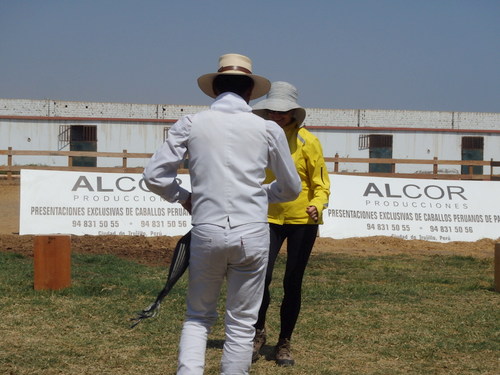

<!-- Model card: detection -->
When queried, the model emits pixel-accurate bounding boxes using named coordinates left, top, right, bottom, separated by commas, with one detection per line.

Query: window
left=58, top=125, right=71, bottom=150
left=358, top=134, right=370, bottom=150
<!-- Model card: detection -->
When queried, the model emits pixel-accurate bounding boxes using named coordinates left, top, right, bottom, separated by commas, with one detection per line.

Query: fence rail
left=0, top=147, right=153, bottom=178
left=1, top=147, right=499, bottom=181
left=325, top=154, right=500, bottom=180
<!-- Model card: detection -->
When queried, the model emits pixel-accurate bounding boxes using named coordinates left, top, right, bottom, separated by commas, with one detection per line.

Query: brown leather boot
left=252, top=328, right=266, bottom=362
left=274, top=338, right=295, bottom=366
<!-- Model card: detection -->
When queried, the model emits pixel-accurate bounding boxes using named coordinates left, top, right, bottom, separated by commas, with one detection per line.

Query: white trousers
left=177, top=222, right=269, bottom=375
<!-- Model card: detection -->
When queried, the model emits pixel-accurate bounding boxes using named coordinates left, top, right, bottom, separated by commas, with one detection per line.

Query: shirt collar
left=211, top=92, right=252, bottom=113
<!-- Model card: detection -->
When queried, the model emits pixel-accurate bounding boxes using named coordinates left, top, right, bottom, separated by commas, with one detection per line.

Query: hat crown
left=252, top=81, right=306, bottom=127
left=217, top=54, right=253, bottom=74
left=197, top=53, right=270, bottom=99
left=266, top=81, right=299, bottom=104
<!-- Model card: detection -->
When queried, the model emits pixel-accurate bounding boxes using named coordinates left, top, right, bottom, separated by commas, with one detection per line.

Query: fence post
left=7, top=147, right=13, bottom=180
left=495, top=243, right=500, bottom=293
left=122, top=149, right=127, bottom=168
left=34, top=235, right=71, bottom=290
left=334, top=153, right=339, bottom=173
left=433, top=157, right=438, bottom=176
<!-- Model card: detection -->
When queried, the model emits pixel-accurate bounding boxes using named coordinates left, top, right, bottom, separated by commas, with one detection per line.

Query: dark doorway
left=461, top=137, right=484, bottom=175
left=369, top=135, right=393, bottom=173
left=70, top=125, right=97, bottom=167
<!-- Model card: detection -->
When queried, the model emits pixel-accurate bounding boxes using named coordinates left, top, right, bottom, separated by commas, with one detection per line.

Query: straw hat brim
left=253, top=98, right=306, bottom=127
left=197, top=72, right=271, bottom=100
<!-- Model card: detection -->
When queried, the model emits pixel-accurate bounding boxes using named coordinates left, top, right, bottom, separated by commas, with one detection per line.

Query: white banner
left=321, top=175, right=500, bottom=242
left=20, top=170, right=192, bottom=236
left=20, top=171, right=500, bottom=242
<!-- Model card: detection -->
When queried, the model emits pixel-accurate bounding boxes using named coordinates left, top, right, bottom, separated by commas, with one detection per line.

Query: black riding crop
left=130, top=230, right=191, bottom=328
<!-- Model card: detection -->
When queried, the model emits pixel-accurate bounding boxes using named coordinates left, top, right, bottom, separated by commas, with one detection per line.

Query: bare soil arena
left=0, top=179, right=497, bottom=263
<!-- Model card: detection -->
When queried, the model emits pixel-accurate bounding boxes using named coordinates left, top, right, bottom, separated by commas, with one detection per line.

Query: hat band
left=218, top=65, right=252, bottom=74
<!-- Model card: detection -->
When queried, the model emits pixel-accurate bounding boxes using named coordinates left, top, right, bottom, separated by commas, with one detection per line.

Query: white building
left=1, top=98, right=499, bottom=175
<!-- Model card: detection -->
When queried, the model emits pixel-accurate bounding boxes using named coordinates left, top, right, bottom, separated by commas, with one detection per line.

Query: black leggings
left=255, top=223, right=318, bottom=340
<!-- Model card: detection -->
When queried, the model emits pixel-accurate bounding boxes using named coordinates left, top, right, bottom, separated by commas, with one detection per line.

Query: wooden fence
left=325, top=154, right=500, bottom=181
left=1, top=147, right=499, bottom=181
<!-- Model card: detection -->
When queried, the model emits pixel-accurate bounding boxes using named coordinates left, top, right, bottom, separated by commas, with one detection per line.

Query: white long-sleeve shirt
left=143, top=92, right=301, bottom=227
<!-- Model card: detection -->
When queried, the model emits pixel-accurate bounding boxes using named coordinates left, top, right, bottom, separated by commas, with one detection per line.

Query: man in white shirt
left=143, top=53, right=301, bottom=375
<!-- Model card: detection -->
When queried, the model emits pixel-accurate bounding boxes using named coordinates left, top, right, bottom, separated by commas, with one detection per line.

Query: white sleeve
left=265, top=121, right=302, bottom=203
left=142, top=116, right=192, bottom=203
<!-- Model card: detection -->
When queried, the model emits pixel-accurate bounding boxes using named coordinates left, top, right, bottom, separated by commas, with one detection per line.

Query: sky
left=0, top=0, right=499, bottom=113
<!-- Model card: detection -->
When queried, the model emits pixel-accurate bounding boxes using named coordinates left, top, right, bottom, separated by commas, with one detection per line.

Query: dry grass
left=0, top=250, right=498, bottom=375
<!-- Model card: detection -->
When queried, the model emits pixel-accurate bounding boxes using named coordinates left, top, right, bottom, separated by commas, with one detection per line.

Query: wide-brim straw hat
left=252, top=81, right=306, bottom=126
left=197, top=53, right=271, bottom=100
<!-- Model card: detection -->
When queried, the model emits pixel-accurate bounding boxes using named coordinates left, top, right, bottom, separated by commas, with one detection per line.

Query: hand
left=181, top=194, right=192, bottom=215
left=306, top=205, right=318, bottom=222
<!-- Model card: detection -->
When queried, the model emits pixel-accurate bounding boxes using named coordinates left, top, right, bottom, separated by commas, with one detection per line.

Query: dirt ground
left=0, top=179, right=497, bottom=266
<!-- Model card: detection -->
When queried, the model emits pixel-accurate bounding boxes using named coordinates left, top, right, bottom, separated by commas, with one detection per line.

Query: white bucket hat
left=197, top=53, right=271, bottom=100
left=252, top=81, right=306, bottom=126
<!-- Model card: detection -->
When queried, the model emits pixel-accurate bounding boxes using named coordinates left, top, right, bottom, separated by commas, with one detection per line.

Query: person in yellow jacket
left=252, top=81, right=331, bottom=366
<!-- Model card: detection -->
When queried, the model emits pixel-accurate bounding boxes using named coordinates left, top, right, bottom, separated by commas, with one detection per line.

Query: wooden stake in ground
left=34, top=235, right=71, bottom=290
left=495, top=243, right=500, bottom=292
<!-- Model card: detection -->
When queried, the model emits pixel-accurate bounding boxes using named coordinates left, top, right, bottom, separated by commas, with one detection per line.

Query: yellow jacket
left=265, top=123, right=331, bottom=224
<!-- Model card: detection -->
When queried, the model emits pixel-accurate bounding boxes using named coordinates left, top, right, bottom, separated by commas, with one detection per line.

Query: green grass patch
left=0, top=251, right=498, bottom=374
